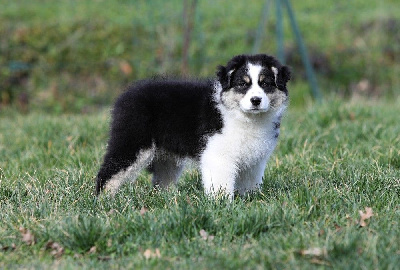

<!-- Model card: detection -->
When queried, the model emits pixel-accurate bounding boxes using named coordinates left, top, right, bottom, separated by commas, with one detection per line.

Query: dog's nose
left=250, top=96, right=262, bottom=106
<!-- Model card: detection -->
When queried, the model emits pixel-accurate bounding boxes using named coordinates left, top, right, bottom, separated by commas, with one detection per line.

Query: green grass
left=1, top=1, right=399, bottom=267
left=1, top=99, right=399, bottom=269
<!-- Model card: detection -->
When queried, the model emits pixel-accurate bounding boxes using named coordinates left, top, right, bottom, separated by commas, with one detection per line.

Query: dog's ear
left=276, top=65, right=291, bottom=91
left=216, top=65, right=230, bottom=89
left=216, top=55, right=247, bottom=89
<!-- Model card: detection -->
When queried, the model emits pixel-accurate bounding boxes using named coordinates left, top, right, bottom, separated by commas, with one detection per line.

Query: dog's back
left=112, top=79, right=222, bottom=156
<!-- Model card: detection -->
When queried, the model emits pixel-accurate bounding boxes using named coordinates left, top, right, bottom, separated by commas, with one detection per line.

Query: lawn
left=1, top=1, right=400, bottom=267
left=1, top=99, right=399, bottom=269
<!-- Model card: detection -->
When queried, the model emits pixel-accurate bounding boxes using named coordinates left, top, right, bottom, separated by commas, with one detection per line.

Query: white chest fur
left=206, top=107, right=280, bottom=168
left=200, top=95, right=284, bottom=197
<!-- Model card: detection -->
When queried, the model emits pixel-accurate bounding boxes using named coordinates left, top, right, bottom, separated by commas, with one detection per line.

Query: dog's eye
left=238, top=76, right=251, bottom=87
left=260, top=79, right=275, bottom=89
left=239, top=80, right=250, bottom=87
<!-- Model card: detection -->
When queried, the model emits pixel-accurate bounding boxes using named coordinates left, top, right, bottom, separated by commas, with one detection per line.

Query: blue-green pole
left=282, top=0, right=322, bottom=101
left=275, top=0, right=285, bottom=64
left=252, top=0, right=271, bottom=54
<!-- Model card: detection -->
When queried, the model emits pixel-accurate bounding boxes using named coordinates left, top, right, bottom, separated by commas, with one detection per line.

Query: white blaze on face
left=239, top=63, right=270, bottom=113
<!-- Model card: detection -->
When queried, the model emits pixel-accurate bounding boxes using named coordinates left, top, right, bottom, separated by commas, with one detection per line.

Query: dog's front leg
left=236, top=156, right=268, bottom=195
left=200, top=154, right=237, bottom=199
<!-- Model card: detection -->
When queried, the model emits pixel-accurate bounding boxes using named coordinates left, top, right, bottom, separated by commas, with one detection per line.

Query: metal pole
left=282, top=0, right=322, bottom=100
left=275, top=0, right=285, bottom=64
left=252, top=0, right=271, bottom=54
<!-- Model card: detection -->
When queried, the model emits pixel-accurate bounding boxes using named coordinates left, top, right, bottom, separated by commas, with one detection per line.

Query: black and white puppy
left=96, top=54, right=290, bottom=198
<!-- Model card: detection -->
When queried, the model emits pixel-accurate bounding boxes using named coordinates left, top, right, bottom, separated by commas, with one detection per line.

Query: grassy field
left=1, top=99, right=399, bottom=269
left=1, top=0, right=399, bottom=268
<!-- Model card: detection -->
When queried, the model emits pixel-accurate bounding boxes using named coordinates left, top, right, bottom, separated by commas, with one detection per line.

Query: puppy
left=96, top=54, right=290, bottom=198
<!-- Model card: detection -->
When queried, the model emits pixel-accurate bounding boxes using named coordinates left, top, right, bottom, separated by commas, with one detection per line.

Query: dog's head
left=216, top=54, right=291, bottom=114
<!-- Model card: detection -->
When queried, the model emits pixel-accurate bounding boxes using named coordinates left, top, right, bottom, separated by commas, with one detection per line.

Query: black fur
left=96, top=79, right=223, bottom=194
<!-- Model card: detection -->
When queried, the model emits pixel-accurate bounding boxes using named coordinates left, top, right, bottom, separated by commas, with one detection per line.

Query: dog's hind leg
left=96, top=97, right=155, bottom=196
left=96, top=145, right=155, bottom=196
left=149, top=156, right=184, bottom=188
left=96, top=157, right=131, bottom=195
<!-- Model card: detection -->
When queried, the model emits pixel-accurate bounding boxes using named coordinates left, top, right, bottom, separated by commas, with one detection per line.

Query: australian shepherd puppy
left=96, top=54, right=291, bottom=198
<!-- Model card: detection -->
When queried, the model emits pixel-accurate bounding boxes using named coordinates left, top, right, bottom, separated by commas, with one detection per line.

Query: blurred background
left=1, top=0, right=399, bottom=114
